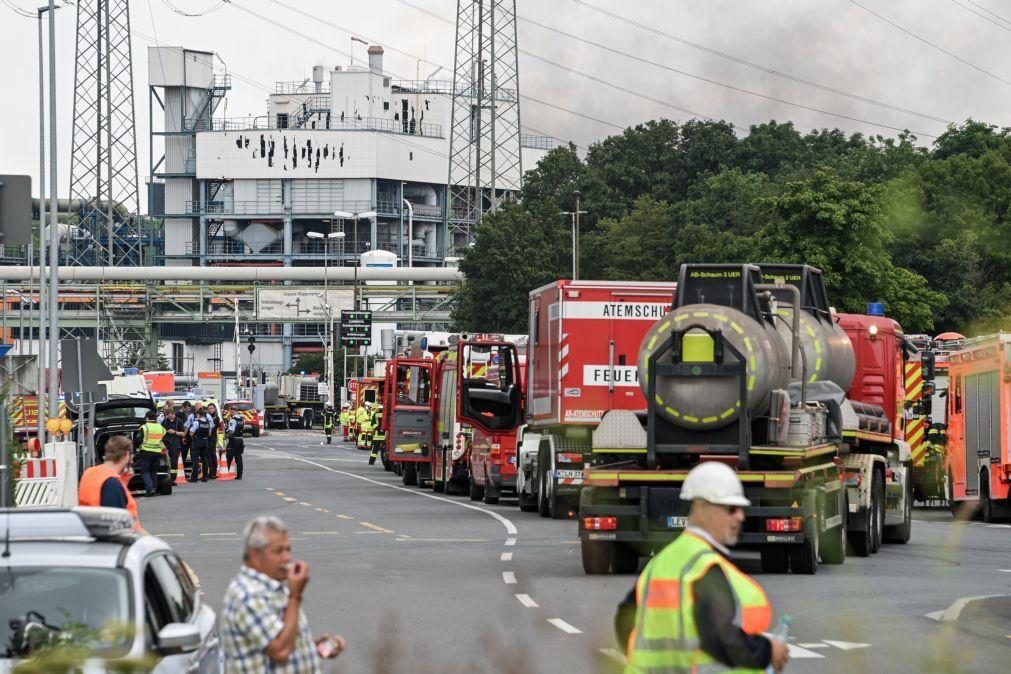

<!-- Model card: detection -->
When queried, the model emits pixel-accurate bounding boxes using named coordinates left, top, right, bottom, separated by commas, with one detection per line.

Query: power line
left=964, top=0, right=1011, bottom=26
left=949, top=0, right=1011, bottom=30
left=159, top=0, right=224, bottom=17
left=2, top=0, right=34, bottom=18
left=518, top=14, right=941, bottom=137
left=572, top=0, right=953, bottom=125
left=849, top=0, right=1011, bottom=85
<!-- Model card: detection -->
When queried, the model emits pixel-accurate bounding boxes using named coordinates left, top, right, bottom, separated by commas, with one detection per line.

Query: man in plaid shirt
left=221, top=516, right=345, bottom=673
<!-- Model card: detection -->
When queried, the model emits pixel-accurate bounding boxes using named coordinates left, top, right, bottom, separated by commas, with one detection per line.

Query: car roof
left=0, top=540, right=128, bottom=567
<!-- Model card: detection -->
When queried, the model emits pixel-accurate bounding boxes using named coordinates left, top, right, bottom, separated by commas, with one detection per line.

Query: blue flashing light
left=867, top=302, right=886, bottom=317
left=421, top=337, right=429, bottom=352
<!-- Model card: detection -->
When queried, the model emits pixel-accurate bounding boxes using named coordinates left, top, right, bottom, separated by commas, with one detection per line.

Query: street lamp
left=332, top=211, right=376, bottom=382
left=307, top=230, right=345, bottom=405
left=560, top=191, right=587, bottom=281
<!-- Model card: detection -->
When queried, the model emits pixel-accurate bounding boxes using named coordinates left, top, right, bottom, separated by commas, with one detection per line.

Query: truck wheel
left=402, top=464, right=418, bottom=487
left=303, top=410, right=314, bottom=429
left=980, top=471, right=994, bottom=523
left=870, top=470, right=885, bottom=553
left=483, top=482, right=500, bottom=505
left=469, top=474, right=485, bottom=501
left=612, top=543, right=639, bottom=574
left=252, top=427, right=260, bottom=438
left=884, top=470, right=912, bottom=544
left=790, top=539, right=818, bottom=575
left=518, top=490, right=538, bottom=512
left=848, top=506, right=873, bottom=558
left=760, top=546, right=789, bottom=573
left=537, top=450, right=557, bottom=518
left=581, top=540, right=612, bottom=575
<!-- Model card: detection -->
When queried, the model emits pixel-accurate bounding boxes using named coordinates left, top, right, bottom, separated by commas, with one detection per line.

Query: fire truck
left=945, top=333, right=1011, bottom=522
left=516, top=280, right=677, bottom=518
left=579, top=264, right=913, bottom=575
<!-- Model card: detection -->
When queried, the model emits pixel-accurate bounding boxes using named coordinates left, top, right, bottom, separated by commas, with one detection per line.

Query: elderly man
left=221, top=516, right=345, bottom=673
left=615, top=461, right=790, bottom=673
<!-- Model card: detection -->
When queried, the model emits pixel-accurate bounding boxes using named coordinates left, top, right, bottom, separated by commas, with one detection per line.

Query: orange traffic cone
left=175, top=457, right=188, bottom=485
left=216, top=448, right=236, bottom=481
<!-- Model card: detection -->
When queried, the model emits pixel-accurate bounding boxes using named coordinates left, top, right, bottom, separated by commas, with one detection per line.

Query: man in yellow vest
left=340, top=403, right=352, bottom=440
left=616, top=461, right=790, bottom=673
left=138, top=410, right=167, bottom=497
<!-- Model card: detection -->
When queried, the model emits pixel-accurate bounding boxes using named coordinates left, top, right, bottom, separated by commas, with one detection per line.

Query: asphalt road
left=140, top=431, right=1011, bottom=674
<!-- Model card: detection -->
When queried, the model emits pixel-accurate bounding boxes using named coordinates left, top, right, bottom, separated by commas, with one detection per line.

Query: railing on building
left=390, top=79, right=517, bottom=102
left=275, top=81, right=331, bottom=95
left=200, top=115, right=443, bottom=138
left=183, top=238, right=442, bottom=260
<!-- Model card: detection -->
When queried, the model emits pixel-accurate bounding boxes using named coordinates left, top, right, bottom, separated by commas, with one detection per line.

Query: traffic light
left=248, top=334, right=256, bottom=354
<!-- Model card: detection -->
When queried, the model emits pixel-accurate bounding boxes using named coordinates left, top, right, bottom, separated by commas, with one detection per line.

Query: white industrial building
left=146, top=44, right=551, bottom=376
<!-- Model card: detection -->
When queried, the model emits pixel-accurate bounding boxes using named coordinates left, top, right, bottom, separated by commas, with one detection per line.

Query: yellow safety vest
left=340, top=410, right=351, bottom=425
left=140, top=422, right=166, bottom=453
left=625, top=531, right=772, bottom=674
left=355, top=407, right=369, bottom=424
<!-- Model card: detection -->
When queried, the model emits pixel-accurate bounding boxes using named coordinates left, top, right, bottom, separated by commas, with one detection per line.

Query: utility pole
left=560, top=191, right=587, bottom=281
left=36, top=4, right=57, bottom=442
left=47, top=0, right=59, bottom=424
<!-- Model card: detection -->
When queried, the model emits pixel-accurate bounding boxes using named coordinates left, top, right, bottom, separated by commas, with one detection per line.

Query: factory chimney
left=368, top=45, right=385, bottom=75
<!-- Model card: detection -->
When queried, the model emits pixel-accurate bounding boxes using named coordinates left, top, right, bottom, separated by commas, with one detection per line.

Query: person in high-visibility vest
left=368, top=405, right=385, bottom=465
left=138, top=411, right=166, bottom=497
left=321, top=403, right=338, bottom=445
left=615, top=462, right=790, bottom=673
left=79, top=434, right=139, bottom=525
left=356, top=404, right=374, bottom=450
left=339, top=403, right=352, bottom=440
left=352, top=404, right=369, bottom=442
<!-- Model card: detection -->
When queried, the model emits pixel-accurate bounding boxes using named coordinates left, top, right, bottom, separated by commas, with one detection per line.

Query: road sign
left=256, top=287, right=354, bottom=320
left=340, top=310, right=373, bottom=347
left=0, top=345, right=12, bottom=359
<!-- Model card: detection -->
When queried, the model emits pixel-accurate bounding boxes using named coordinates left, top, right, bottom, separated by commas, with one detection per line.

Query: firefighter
left=138, top=411, right=166, bottom=497
left=368, top=403, right=384, bottom=465
left=339, top=403, right=352, bottom=440
left=615, top=462, right=790, bottom=673
left=321, top=403, right=338, bottom=445
left=356, top=403, right=374, bottom=450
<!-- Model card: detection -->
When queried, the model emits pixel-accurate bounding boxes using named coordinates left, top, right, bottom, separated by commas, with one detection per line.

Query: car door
left=145, top=553, right=218, bottom=673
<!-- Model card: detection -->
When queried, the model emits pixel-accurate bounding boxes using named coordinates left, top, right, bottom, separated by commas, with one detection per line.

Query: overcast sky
left=1, top=0, right=1009, bottom=210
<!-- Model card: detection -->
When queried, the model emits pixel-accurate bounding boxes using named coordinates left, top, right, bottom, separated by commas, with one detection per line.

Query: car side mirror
left=156, top=622, right=201, bottom=655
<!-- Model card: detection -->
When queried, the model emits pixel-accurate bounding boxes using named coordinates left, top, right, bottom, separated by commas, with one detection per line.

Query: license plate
left=666, top=516, right=687, bottom=529
left=555, top=469, right=582, bottom=479
left=507, top=456, right=516, bottom=464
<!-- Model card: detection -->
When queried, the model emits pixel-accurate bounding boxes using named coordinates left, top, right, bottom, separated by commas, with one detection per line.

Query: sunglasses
left=716, top=504, right=743, bottom=515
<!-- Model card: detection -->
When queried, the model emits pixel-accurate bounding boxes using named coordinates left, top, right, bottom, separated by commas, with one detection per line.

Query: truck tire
left=483, top=479, right=500, bottom=505
left=468, top=471, right=485, bottom=501
left=870, top=470, right=885, bottom=553
left=760, top=547, right=789, bottom=574
left=581, top=540, right=612, bottom=575
left=537, top=449, right=557, bottom=518
left=302, top=410, right=314, bottom=429
left=402, top=463, right=418, bottom=487
left=612, top=543, right=639, bottom=574
left=252, top=427, right=260, bottom=438
left=518, top=490, right=538, bottom=512
left=980, top=471, right=994, bottom=523
left=790, top=521, right=818, bottom=575
left=884, top=469, right=912, bottom=544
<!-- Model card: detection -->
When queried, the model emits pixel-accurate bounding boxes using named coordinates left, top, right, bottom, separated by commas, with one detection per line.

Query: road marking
left=798, top=643, right=829, bottom=649
left=299, top=501, right=313, bottom=506
left=926, top=594, right=1008, bottom=621
left=200, top=532, right=237, bottom=536
left=999, top=569, right=1011, bottom=573
left=281, top=454, right=519, bottom=536
left=824, top=640, right=871, bottom=651
left=599, top=648, right=626, bottom=664
left=302, top=531, right=341, bottom=535
left=501, top=552, right=513, bottom=562
left=336, top=514, right=354, bottom=520
left=505, top=538, right=517, bottom=546
left=984, top=524, right=1011, bottom=528
left=360, top=522, right=394, bottom=534
left=502, top=571, right=517, bottom=584
left=353, top=531, right=383, bottom=534
left=265, top=487, right=275, bottom=491
left=547, top=618, right=582, bottom=635
left=314, top=507, right=328, bottom=513
left=274, top=491, right=285, bottom=496
left=394, top=537, right=488, bottom=543
left=786, top=644, right=825, bottom=659
left=283, top=497, right=296, bottom=502
left=515, top=593, right=538, bottom=608
left=155, top=533, right=186, bottom=537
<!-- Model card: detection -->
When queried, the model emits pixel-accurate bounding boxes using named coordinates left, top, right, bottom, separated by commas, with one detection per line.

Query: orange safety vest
left=79, top=464, right=139, bottom=523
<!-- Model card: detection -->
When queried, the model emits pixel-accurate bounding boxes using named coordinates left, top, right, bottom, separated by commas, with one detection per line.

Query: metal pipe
left=403, top=198, right=414, bottom=268
left=0, top=266, right=464, bottom=282
left=36, top=5, right=50, bottom=442
left=47, top=0, right=59, bottom=424
left=757, top=282, right=806, bottom=404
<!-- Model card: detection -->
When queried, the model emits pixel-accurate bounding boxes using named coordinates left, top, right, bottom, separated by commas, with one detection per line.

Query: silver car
left=0, top=507, right=218, bottom=673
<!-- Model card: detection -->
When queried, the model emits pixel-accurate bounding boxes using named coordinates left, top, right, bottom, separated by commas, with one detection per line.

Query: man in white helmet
left=615, top=461, right=790, bottom=673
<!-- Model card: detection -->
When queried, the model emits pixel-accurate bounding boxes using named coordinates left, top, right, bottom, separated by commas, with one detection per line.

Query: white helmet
left=680, top=461, right=751, bottom=507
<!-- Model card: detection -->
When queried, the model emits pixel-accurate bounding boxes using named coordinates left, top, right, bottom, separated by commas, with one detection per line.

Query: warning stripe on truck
left=906, top=417, right=927, bottom=466
left=904, top=362, right=923, bottom=402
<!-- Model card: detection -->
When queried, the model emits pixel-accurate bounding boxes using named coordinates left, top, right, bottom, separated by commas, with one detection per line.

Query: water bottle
left=766, top=615, right=792, bottom=674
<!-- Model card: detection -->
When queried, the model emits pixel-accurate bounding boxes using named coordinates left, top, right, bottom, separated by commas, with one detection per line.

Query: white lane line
left=302, top=531, right=341, bottom=535
left=154, top=533, right=186, bottom=537
left=515, top=593, right=538, bottom=608
left=283, top=497, right=296, bottom=502
left=501, top=552, right=513, bottom=562
left=547, top=618, right=582, bottom=635
left=502, top=571, right=517, bottom=585
left=298, top=501, right=313, bottom=507
left=505, top=538, right=517, bottom=546
left=336, top=514, right=354, bottom=520
left=599, top=648, right=626, bottom=664
left=999, top=569, right=1011, bottom=573
left=360, top=522, right=395, bottom=534
left=798, top=643, right=829, bottom=649
left=394, top=538, right=488, bottom=543
left=985, top=524, right=1011, bottom=528
left=200, top=532, right=238, bottom=536
left=786, top=644, right=825, bottom=659
left=926, top=594, right=1008, bottom=621
left=823, top=640, right=871, bottom=651
left=279, top=453, right=519, bottom=536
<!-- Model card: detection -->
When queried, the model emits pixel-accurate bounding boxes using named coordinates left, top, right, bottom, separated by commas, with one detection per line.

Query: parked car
left=222, top=399, right=262, bottom=437
left=0, top=507, right=219, bottom=672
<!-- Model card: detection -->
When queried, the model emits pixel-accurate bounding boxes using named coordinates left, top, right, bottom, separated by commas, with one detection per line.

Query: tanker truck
left=579, top=263, right=914, bottom=575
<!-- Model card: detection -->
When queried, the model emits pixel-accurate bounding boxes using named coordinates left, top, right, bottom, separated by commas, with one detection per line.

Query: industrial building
left=145, top=44, right=551, bottom=375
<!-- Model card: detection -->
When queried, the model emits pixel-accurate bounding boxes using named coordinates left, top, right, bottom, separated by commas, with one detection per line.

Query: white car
left=0, top=507, right=218, bottom=673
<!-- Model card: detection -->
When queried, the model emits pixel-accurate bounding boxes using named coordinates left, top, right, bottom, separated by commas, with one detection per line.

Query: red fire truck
left=385, top=339, right=524, bottom=502
left=516, top=280, right=677, bottom=518
left=945, top=333, right=1011, bottom=522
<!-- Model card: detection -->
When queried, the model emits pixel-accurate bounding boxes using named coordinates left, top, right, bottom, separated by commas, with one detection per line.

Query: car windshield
left=225, top=402, right=254, bottom=411
left=94, top=406, right=150, bottom=424
left=1, top=567, right=133, bottom=658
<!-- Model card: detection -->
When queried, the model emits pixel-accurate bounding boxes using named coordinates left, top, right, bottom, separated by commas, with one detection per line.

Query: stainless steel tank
left=263, top=382, right=280, bottom=407
left=638, top=303, right=791, bottom=430
left=772, top=308, right=855, bottom=390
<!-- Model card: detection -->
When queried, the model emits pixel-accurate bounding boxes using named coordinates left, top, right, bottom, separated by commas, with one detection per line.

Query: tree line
left=453, top=119, right=1011, bottom=337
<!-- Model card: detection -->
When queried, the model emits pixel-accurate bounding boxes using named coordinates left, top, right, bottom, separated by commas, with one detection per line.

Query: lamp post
left=333, top=211, right=375, bottom=381
left=307, top=230, right=345, bottom=405
left=560, top=191, right=587, bottom=281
